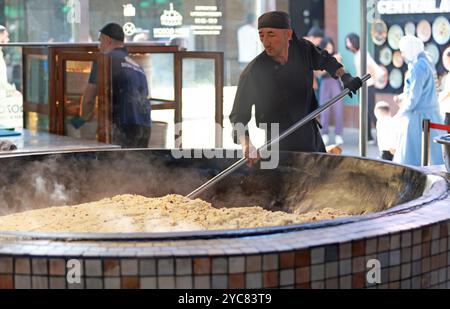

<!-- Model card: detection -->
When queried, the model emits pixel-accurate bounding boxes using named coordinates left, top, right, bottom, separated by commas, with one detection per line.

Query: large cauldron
left=0, top=150, right=430, bottom=239
left=1, top=150, right=449, bottom=290
left=436, top=134, right=450, bottom=172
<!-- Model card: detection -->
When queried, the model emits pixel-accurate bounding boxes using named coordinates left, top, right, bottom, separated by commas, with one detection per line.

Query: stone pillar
left=324, top=0, right=338, bottom=48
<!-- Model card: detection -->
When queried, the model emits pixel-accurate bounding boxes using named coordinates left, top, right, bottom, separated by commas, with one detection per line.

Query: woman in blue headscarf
left=393, top=35, right=443, bottom=166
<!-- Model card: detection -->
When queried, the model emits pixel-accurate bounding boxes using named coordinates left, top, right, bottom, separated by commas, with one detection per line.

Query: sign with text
left=123, top=4, right=136, bottom=17
left=0, top=96, right=23, bottom=129
left=190, top=5, right=223, bottom=36
left=153, top=3, right=188, bottom=38
left=377, top=0, right=450, bottom=15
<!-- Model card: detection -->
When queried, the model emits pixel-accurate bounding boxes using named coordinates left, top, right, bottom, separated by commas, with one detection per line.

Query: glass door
left=22, top=47, right=49, bottom=132
left=55, top=51, right=111, bottom=143
left=176, top=52, right=224, bottom=148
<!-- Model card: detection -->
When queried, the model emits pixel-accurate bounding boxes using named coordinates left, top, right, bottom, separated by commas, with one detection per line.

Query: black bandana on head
left=258, top=11, right=291, bottom=30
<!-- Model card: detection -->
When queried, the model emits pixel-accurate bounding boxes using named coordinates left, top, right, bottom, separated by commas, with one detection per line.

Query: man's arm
left=231, top=103, right=260, bottom=167
left=229, top=69, right=260, bottom=166
left=229, top=70, right=256, bottom=144
left=305, top=39, right=343, bottom=78
left=238, top=134, right=259, bottom=167
left=304, top=40, right=362, bottom=96
left=80, top=83, right=97, bottom=120
left=70, top=82, right=97, bottom=130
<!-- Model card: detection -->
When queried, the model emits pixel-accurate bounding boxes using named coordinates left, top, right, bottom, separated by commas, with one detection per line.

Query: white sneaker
left=335, top=135, right=344, bottom=145
left=322, top=134, right=329, bottom=146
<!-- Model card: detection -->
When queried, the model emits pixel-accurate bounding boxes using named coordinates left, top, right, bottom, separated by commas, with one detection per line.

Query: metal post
left=422, top=119, right=430, bottom=166
left=445, top=113, right=450, bottom=133
left=79, top=0, right=90, bottom=42
left=360, top=0, right=368, bottom=157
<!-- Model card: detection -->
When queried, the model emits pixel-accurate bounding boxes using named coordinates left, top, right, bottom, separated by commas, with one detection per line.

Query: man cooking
left=230, top=11, right=363, bottom=165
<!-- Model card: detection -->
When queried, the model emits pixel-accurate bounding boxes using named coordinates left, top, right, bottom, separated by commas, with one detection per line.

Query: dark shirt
left=230, top=37, right=342, bottom=152
left=89, top=47, right=151, bottom=128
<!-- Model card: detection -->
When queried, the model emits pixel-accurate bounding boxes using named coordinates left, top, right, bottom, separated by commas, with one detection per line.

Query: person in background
left=304, top=27, right=325, bottom=93
left=439, top=51, right=450, bottom=116
left=393, top=35, right=443, bottom=166
left=304, top=26, right=324, bottom=47
left=230, top=11, right=363, bottom=166
left=72, top=23, right=152, bottom=148
left=346, top=33, right=385, bottom=144
left=318, top=36, right=345, bottom=146
left=0, top=25, right=9, bottom=86
left=237, top=13, right=261, bottom=72
left=374, top=101, right=397, bottom=161
left=0, top=25, right=20, bottom=97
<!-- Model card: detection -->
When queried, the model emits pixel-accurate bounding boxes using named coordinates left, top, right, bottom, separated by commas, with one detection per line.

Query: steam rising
left=0, top=150, right=427, bottom=226
left=0, top=151, right=210, bottom=216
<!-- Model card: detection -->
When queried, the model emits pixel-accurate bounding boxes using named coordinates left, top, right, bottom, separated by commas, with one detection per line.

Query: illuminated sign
left=161, top=3, right=183, bottom=27
left=153, top=4, right=223, bottom=38
left=0, top=97, right=23, bottom=129
left=123, top=22, right=137, bottom=36
left=123, top=4, right=136, bottom=17
left=190, top=5, right=223, bottom=35
left=377, top=0, right=450, bottom=15
left=154, top=3, right=187, bottom=38
left=153, top=28, right=189, bottom=38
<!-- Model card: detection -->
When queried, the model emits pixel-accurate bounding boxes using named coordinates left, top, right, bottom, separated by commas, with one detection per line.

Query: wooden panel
left=23, top=102, right=49, bottom=115
left=324, top=0, right=338, bottom=49
left=215, top=54, right=224, bottom=148
left=151, top=100, right=176, bottom=110
left=174, top=53, right=183, bottom=148
left=49, top=48, right=57, bottom=133
left=98, top=55, right=111, bottom=143
left=21, top=44, right=223, bottom=147
left=343, top=105, right=360, bottom=129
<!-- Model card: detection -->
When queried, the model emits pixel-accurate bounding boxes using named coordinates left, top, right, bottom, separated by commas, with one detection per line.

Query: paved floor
left=328, top=127, right=380, bottom=159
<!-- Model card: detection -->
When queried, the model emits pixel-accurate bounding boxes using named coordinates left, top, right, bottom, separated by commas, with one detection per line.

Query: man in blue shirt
left=74, top=23, right=151, bottom=148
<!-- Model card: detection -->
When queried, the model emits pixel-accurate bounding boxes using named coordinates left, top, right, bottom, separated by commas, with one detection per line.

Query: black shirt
left=230, top=37, right=342, bottom=152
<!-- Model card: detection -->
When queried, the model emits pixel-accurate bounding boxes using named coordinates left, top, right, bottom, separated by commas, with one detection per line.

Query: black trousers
left=266, top=121, right=326, bottom=153
left=112, top=123, right=151, bottom=148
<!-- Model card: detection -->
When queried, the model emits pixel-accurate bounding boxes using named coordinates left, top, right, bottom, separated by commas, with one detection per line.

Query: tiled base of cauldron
left=1, top=166, right=450, bottom=289
left=1, top=221, right=450, bottom=289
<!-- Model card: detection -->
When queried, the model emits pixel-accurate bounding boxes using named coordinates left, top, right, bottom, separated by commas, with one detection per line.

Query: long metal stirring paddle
left=187, top=74, right=372, bottom=199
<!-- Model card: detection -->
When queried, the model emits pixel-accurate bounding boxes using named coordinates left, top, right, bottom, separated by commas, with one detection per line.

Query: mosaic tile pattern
left=0, top=220, right=448, bottom=289
left=0, top=169, right=450, bottom=289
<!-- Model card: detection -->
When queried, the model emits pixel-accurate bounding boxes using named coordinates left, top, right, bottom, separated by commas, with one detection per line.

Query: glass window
left=1, top=0, right=275, bottom=86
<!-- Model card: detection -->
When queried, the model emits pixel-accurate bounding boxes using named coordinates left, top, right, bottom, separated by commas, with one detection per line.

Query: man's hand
left=341, top=73, right=363, bottom=98
left=240, top=136, right=260, bottom=168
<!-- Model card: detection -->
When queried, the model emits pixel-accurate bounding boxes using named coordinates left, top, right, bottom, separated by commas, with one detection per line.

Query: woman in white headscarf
left=393, top=35, right=443, bottom=166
